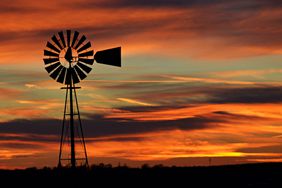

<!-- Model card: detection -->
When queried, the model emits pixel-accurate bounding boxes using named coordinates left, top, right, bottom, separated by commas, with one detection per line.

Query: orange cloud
left=16, top=99, right=62, bottom=110
left=105, top=103, right=282, bottom=121
left=0, top=1, right=282, bottom=65
left=0, top=107, right=49, bottom=122
left=0, top=88, right=22, bottom=99
left=210, top=69, right=282, bottom=79
left=164, top=75, right=256, bottom=85
left=1, top=102, right=282, bottom=167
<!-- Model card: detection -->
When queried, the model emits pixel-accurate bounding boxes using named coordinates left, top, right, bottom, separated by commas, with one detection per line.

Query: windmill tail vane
left=43, top=30, right=121, bottom=168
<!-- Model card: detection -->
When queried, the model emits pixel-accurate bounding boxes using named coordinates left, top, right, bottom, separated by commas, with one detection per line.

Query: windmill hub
left=64, top=47, right=74, bottom=62
left=60, top=47, right=78, bottom=68
left=43, top=30, right=121, bottom=168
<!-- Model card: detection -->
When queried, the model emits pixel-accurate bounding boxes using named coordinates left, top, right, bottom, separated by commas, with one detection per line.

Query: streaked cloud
left=106, top=103, right=282, bottom=121
left=211, top=69, right=282, bottom=79
left=0, top=108, right=49, bottom=122
left=0, top=88, right=22, bottom=99
left=0, top=0, right=282, bottom=64
left=117, top=97, right=156, bottom=106
left=16, top=99, right=61, bottom=110
left=164, top=75, right=256, bottom=85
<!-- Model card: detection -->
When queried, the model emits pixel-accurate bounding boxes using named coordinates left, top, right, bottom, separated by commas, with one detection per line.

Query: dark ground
left=1, top=163, right=282, bottom=187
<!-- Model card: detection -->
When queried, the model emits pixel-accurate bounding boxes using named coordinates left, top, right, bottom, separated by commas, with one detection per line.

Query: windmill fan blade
left=58, top=31, right=66, bottom=48
left=74, top=65, right=87, bottom=80
left=45, top=62, right=60, bottom=73
left=72, top=69, right=80, bottom=84
left=77, top=62, right=92, bottom=73
left=51, top=35, right=63, bottom=50
left=50, top=65, right=63, bottom=80
left=47, top=42, right=61, bottom=53
left=78, top=50, right=94, bottom=57
left=74, top=35, right=86, bottom=49
left=94, top=47, right=121, bottom=67
left=57, top=67, right=66, bottom=84
left=44, top=50, right=59, bottom=57
left=43, top=58, right=59, bottom=65
left=71, top=31, right=79, bottom=47
left=67, top=30, right=71, bottom=47
left=77, top=42, right=91, bottom=53
left=78, top=58, right=94, bottom=65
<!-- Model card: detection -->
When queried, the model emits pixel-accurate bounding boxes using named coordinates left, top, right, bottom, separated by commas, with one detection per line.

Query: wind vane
left=43, top=30, right=121, bottom=168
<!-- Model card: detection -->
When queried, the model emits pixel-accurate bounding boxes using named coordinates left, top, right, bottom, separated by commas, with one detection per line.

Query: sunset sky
left=1, top=0, right=282, bottom=169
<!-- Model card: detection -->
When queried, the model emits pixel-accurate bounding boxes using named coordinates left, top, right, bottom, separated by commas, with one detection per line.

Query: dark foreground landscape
left=1, top=163, right=282, bottom=187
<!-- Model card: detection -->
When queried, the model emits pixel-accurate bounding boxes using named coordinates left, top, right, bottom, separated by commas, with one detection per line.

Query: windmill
left=43, top=30, right=121, bottom=168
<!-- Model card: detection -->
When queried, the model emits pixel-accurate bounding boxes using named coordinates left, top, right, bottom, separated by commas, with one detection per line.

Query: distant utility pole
left=209, top=158, right=212, bottom=166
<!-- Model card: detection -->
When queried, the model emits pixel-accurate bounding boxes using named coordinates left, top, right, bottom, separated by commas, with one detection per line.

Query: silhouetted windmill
left=43, top=30, right=121, bottom=168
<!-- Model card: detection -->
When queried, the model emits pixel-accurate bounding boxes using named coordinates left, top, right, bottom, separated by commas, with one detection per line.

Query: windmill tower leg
left=58, top=86, right=68, bottom=167
left=74, top=88, right=89, bottom=166
left=69, top=77, right=76, bottom=168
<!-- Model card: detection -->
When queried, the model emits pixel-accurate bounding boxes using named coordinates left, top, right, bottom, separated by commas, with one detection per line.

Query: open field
left=1, top=163, right=282, bottom=187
